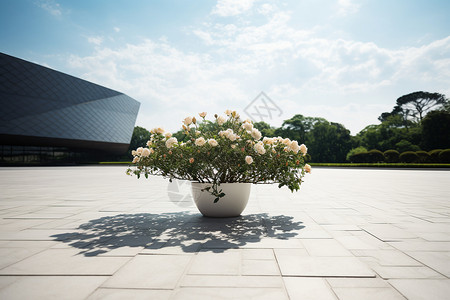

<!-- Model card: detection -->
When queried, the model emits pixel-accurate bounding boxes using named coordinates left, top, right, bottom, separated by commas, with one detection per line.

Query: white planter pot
left=191, top=182, right=251, bottom=217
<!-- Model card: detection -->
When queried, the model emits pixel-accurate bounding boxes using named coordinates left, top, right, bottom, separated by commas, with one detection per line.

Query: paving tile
left=326, top=278, right=390, bottom=288
left=237, top=237, right=305, bottom=249
left=367, top=262, right=444, bottom=279
left=388, top=241, right=450, bottom=252
left=276, top=254, right=375, bottom=277
left=302, top=239, right=353, bottom=256
left=0, top=247, right=47, bottom=269
left=188, top=250, right=240, bottom=275
left=0, top=276, right=108, bottom=300
left=140, top=244, right=201, bottom=255
left=335, top=236, right=379, bottom=250
left=242, top=259, right=280, bottom=275
left=332, top=287, right=406, bottom=300
left=180, top=275, right=283, bottom=287
left=405, top=251, right=450, bottom=276
left=411, top=232, right=450, bottom=241
left=241, top=248, right=275, bottom=260
left=172, top=287, right=288, bottom=300
left=86, top=288, right=173, bottom=300
left=102, top=254, right=191, bottom=289
left=0, top=248, right=130, bottom=275
left=360, top=224, right=417, bottom=241
left=0, top=229, right=71, bottom=241
left=389, top=279, right=450, bottom=300
left=98, top=246, right=145, bottom=257
left=0, top=276, right=20, bottom=289
left=283, top=277, right=337, bottom=300
left=351, top=249, right=422, bottom=266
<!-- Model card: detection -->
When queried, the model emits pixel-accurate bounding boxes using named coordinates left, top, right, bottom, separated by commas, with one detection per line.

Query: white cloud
left=114, top=27, right=121, bottom=33
left=212, top=0, right=257, bottom=16
left=336, top=0, right=361, bottom=16
left=37, top=0, right=62, bottom=16
left=87, top=36, right=104, bottom=46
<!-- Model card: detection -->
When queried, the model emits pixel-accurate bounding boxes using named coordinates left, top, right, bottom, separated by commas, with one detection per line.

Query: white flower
left=183, top=116, right=193, bottom=126
left=254, top=141, right=266, bottom=154
left=282, top=138, right=291, bottom=146
left=141, top=148, right=151, bottom=157
left=305, top=164, right=311, bottom=173
left=263, top=137, right=274, bottom=145
left=242, top=121, right=253, bottom=131
left=196, top=130, right=201, bottom=136
left=208, top=139, right=218, bottom=147
left=300, top=144, right=308, bottom=155
left=132, top=156, right=140, bottom=163
left=217, top=115, right=226, bottom=125
left=131, top=150, right=137, bottom=156
left=225, top=109, right=232, bottom=116
left=146, top=140, right=152, bottom=147
left=199, top=112, right=207, bottom=118
left=228, top=134, right=238, bottom=141
left=231, top=144, right=237, bottom=149
left=251, top=128, right=262, bottom=140
left=136, top=147, right=143, bottom=155
left=289, top=140, right=300, bottom=154
left=165, top=137, right=178, bottom=148
left=165, top=132, right=172, bottom=139
left=152, top=127, right=164, bottom=134
left=195, top=137, right=206, bottom=146
left=245, top=156, right=253, bottom=164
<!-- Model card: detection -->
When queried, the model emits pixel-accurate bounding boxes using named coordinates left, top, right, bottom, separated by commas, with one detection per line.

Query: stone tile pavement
left=0, top=166, right=449, bottom=299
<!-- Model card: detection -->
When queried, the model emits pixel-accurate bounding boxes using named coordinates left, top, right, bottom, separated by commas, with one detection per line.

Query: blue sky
left=1, top=0, right=449, bottom=135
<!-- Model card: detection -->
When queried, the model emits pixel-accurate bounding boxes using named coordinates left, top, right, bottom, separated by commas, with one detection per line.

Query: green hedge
left=384, top=150, right=400, bottom=163
left=439, top=149, right=450, bottom=163
left=348, top=149, right=450, bottom=163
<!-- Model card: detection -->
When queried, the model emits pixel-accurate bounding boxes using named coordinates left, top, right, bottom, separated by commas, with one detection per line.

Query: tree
left=421, top=110, right=450, bottom=150
left=308, top=122, right=352, bottom=162
left=253, top=121, right=276, bottom=137
left=395, top=91, right=448, bottom=122
left=274, top=114, right=327, bottom=142
left=128, top=126, right=151, bottom=156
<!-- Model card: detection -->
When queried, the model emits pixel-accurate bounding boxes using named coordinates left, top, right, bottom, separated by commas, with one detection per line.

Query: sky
left=1, top=0, right=450, bottom=135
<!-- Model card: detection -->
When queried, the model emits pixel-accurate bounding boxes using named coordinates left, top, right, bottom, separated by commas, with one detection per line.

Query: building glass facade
left=0, top=53, right=140, bottom=164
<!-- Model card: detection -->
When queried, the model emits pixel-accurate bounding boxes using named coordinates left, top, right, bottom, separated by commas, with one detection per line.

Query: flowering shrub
left=127, top=110, right=311, bottom=201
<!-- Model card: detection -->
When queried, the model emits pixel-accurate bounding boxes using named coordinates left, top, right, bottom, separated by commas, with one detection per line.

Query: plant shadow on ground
left=52, top=212, right=305, bottom=256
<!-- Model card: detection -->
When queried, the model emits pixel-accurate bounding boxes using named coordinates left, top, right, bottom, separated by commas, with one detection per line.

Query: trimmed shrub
left=415, top=151, right=431, bottom=163
left=400, top=151, right=419, bottom=163
left=438, top=149, right=450, bottom=163
left=384, top=150, right=400, bottom=163
left=428, top=149, right=443, bottom=163
left=349, top=152, right=369, bottom=163
left=367, top=149, right=385, bottom=163
left=346, top=147, right=368, bottom=162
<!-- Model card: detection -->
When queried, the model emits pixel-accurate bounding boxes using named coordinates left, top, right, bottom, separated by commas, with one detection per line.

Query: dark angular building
left=0, top=53, right=140, bottom=164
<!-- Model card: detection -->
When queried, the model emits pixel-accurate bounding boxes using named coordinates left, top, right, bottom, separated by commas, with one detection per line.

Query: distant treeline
left=128, top=91, right=450, bottom=163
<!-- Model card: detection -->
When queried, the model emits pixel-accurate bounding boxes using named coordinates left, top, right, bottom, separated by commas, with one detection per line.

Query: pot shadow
left=52, top=212, right=305, bottom=256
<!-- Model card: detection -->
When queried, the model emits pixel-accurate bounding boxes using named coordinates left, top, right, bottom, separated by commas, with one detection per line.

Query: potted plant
left=127, top=110, right=311, bottom=217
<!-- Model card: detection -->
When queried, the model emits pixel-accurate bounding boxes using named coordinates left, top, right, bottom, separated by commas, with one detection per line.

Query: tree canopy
left=380, top=91, right=448, bottom=123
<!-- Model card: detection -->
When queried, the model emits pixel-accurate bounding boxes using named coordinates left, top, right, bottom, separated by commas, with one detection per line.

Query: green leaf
left=214, top=197, right=220, bottom=203
left=218, top=192, right=226, bottom=197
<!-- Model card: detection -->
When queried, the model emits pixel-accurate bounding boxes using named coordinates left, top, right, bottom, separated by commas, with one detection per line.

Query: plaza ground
left=0, top=166, right=449, bottom=299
